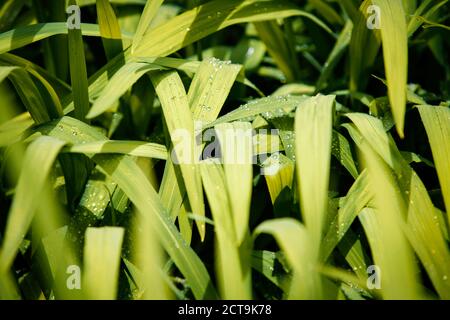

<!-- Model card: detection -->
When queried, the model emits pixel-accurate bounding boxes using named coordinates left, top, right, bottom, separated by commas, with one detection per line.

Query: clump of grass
left=0, top=0, right=449, bottom=300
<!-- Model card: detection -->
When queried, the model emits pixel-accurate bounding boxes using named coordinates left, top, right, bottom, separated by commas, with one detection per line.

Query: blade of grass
left=349, top=0, right=381, bottom=92
left=321, top=170, right=372, bottom=260
left=345, top=114, right=450, bottom=298
left=418, top=105, right=450, bottom=232
left=206, top=95, right=307, bottom=129
left=372, top=0, right=408, bottom=138
left=295, top=95, right=334, bottom=247
left=83, top=227, right=124, bottom=299
left=131, top=0, right=164, bottom=54
left=150, top=70, right=205, bottom=241
left=35, top=116, right=218, bottom=299
left=253, top=218, right=321, bottom=299
left=215, top=122, right=253, bottom=245
left=133, top=0, right=333, bottom=57
left=132, top=208, right=172, bottom=299
left=0, top=23, right=131, bottom=55
left=0, top=136, right=66, bottom=273
left=200, top=159, right=252, bottom=299
left=68, top=0, right=90, bottom=122
left=96, top=0, right=123, bottom=60
left=87, top=62, right=161, bottom=118
left=65, top=140, right=167, bottom=159
left=262, top=153, right=295, bottom=204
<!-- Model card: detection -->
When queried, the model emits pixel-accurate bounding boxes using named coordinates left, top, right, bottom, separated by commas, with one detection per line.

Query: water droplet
left=246, top=47, right=255, bottom=57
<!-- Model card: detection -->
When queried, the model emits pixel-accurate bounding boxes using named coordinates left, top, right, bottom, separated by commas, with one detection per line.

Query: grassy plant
left=0, top=0, right=449, bottom=300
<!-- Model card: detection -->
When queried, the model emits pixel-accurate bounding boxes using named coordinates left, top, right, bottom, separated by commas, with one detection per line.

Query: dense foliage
left=0, top=0, right=449, bottom=300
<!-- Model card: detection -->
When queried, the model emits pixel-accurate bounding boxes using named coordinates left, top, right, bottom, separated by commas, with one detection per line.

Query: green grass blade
left=87, top=62, right=160, bottom=119
left=133, top=0, right=333, bottom=57
left=316, top=20, right=352, bottom=92
left=418, top=105, right=450, bottom=225
left=68, top=0, right=90, bottom=122
left=96, top=0, right=123, bottom=60
left=349, top=0, right=381, bottom=92
left=188, top=57, right=242, bottom=124
left=215, top=122, right=253, bottom=245
left=331, top=130, right=359, bottom=179
left=132, top=208, right=172, bottom=299
left=372, top=0, right=408, bottom=138
left=0, top=23, right=130, bottom=55
left=358, top=206, right=421, bottom=299
left=321, top=170, right=372, bottom=260
left=253, top=218, right=321, bottom=299
left=346, top=114, right=450, bottom=298
left=65, top=140, right=167, bottom=159
left=207, top=95, right=307, bottom=129
left=295, top=95, right=334, bottom=246
left=7, top=68, right=50, bottom=124
left=200, top=159, right=252, bottom=299
left=0, top=136, right=65, bottom=273
left=131, top=0, right=164, bottom=54
left=254, top=20, right=299, bottom=82
left=150, top=70, right=205, bottom=240
left=262, top=153, right=295, bottom=204
left=83, top=227, right=124, bottom=299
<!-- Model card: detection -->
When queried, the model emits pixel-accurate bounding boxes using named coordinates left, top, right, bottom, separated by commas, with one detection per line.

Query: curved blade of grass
left=418, top=105, right=450, bottom=228
left=65, top=140, right=167, bottom=159
left=7, top=68, right=50, bottom=123
left=408, top=0, right=449, bottom=36
left=25, top=68, right=64, bottom=119
left=372, top=0, right=408, bottom=138
left=188, top=57, right=242, bottom=123
left=158, top=57, right=242, bottom=241
left=215, top=122, right=253, bottom=245
left=321, top=170, right=372, bottom=260
left=78, top=0, right=147, bottom=5
left=0, top=53, right=72, bottom=96
left=349, top=0, right=381, bottom=92
left=150, top=70, right=205, bottom=240
left=132, top=208, right=172, bottom=299
left=159, top=158, right=185, bottom=221
left=316, top=20, right=352, bottom=92
left=200, top=159, right=252, bottom=299
left=68, top=0, right=90, bottom=122
left=358, top=206, right=421, bottom=299
left=83, top=227, right=124, bottom=299
left=87, top=62, right=161, bottom=118
left=295, top=95, right=334, bottom=247
left=72, top=0, right=328, bottom=116
left=262, top=153, right=294, bottom=204
left=133, top=0, right=333, bottom=56
left=0, top=113, right=33, bottom=147
left=251, top=250, right=284, bottom=288
left=131, top=0, right=164, bottom=54
left=0, top=23, right=131, bottom=55
left=331, top=130, right=359, bottom=179
left=206, top=95, right=307, bottom=129
left=0, top=136, right=66, bottom=273
left=35, top=116, right=217, bottom=299
left=337, top=228, right=372, bottom=282
left=346, top=114, right=450, bottom=298
left=96, top=0, right=123, bottom=60
left=254, top=20, right=299, bottom=82
left=253, top=218, right=321, bottom=299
